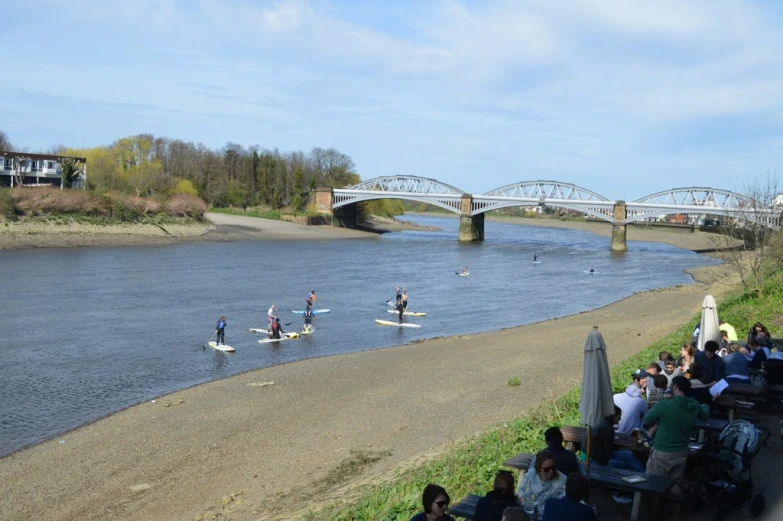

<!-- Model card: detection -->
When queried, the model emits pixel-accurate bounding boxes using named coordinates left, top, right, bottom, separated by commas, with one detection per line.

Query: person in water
left=215, top=316, right=227, bottom=345
left=303, top=307, right=313, bottom=332
left=306, top=290, right=317, bottom=307
left=270, top=317, right=285, bottom=339
left=402, top=290, right=408, bottom=310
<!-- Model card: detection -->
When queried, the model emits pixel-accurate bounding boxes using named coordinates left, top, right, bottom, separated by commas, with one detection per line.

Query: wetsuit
left=395, top=286, right=402, bottom=306
left=303, top=308, right=313, bottom=330
left=215, top=318, right=226, bottom=345
left=270, top=321, right=283, bottom=339
left=396, top=303, right=404, bottom=323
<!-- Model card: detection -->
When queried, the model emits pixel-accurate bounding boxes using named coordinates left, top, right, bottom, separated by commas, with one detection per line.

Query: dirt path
left=0, top=252, right=737, bottom=521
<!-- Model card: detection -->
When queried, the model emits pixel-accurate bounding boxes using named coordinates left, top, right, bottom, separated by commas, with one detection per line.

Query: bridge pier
left=610, top=201, right=627, bottom=252
left=459, top=194, right=484, bottom=242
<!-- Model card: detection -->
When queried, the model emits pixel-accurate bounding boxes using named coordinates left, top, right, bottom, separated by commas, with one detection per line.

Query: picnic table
left=588, top=465, right=680, bottom=521
left=449, top=493, right=623, bottom=521
left=726, top=381, right=763, bottom=400
left=694, top=417, right=729, bottom=443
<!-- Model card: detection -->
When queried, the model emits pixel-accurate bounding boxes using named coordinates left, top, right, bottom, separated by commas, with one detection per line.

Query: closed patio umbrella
left=697, top=295, right=721, bottom=352
left=579, top=326, right=614, bottom=472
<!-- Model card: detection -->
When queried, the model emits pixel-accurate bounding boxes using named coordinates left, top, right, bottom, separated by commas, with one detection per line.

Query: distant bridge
left=312, top=176, right=781, bottom=250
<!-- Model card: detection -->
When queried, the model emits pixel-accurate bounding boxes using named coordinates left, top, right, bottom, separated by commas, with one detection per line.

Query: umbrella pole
left=586, top=427, right=592, bottom=474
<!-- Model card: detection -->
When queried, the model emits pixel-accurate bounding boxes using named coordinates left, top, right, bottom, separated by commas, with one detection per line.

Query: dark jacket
left=542, top=496, right=597, bottom=521
left=474, top=490, right=521, bottom=521
left=584, top=419, right=614, bottom=466
left=545, top=444, right=581, bottom=476
left=694, top=350, right=726, bottom=385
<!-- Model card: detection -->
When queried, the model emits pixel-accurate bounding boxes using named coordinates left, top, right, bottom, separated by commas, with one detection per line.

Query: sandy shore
left=0, top=213, right=379, bottom=250
left=0, top=231, right=739, bottom=521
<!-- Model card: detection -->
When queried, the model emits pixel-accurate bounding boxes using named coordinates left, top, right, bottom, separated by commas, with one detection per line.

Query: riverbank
left=0, top=256, right=739, bottom=521
left=0, top=213, right=377, bottom=250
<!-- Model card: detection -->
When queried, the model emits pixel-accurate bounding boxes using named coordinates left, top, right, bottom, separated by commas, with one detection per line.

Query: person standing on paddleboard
left=534, top=253, right=537, bottom=262
left=267, top=305, right=277, bottom=331
left=395, top=286, right=403, bottom=306
left=270, top=317, right=285, bottom=339
left=395, top=301, right=405, bottom=323
left=306, top=290, right=317, bottom=308
left=402, top=290, right=409, bottom=310
left=303, top=307, right=313, bottom=332
left=215, top=316, right=227, bottom=346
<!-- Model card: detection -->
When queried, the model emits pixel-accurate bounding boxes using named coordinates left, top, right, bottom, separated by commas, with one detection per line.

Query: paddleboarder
left=534, top=253, right=537, bottom=262
left=215, top=316, right=227, bottom=346
left=267, top=305, right=277, bottom=331
left=395, top=286, right=403, bottom=306
left=461, top=267, right=469, bottom=275
left=306, top=290, right=317, bottom=308
left=395, top=301, right=404, bottom=324
left=589, top=267, right=595, bottom=274
left=402, top=290, right=408, bottom=310
left=270, top=317, right=285, bottom=339
left=303, top=307, right=313, bottom=333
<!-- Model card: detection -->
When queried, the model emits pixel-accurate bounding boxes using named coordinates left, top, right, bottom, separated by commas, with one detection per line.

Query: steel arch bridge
left=332, top=177, right=781, bottom=230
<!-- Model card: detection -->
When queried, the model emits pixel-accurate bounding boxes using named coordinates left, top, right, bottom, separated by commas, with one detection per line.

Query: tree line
left=1, top=130, right=364, bottom=211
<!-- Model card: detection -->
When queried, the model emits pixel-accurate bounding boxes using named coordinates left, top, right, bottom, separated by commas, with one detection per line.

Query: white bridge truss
left=333, top=178, right=781, bottom=230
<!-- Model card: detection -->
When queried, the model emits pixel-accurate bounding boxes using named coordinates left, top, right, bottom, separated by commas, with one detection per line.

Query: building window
left=47, top=161, right=56, bottom=169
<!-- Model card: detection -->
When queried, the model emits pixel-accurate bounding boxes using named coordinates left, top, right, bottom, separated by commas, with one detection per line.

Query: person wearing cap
left=613, top=369, right=650, bottom=435
left=643, top=376, right=711, bottom=520
left=694, top=340, right=726, bottom=387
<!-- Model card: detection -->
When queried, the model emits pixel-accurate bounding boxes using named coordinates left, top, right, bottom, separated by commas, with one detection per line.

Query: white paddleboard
left=583, top=270, right=597, bottom=274
left=258, top=332, right=300, bottom=343
left=459, top=272, right=470, bottom=277
left=386, top=309, right=427, bottom=317
left=208, top=341, right=235, bottom=352
left=291, top=309, right=330, bottom=315
left=248, top=327, right=270, bottom=334
left=375, top=319, right=422, bottom=328
left=532, top=261, right=542, bottom=264
left=300, top=328, right=314, bottom=335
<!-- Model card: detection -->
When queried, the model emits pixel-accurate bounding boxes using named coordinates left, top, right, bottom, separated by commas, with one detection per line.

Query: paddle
left=202, top=331, right=216, bottom=350
left=284, top=321, right=294, bottom=326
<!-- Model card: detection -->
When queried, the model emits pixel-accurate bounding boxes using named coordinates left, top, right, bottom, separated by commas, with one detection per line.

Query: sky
left=1, top=0, right=782, bottom=199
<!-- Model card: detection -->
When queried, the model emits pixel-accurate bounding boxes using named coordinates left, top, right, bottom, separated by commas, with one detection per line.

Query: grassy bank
left=0, top=186, right=206, bottom=223
left=306, top=276, right=783, bottom=521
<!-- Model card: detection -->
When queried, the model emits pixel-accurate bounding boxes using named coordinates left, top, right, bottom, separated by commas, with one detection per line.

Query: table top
left=694, top=417, right=729, bottom=431
left=587, top=465, right=676, bottom=495
left=726, top=382, right=762, bottom=396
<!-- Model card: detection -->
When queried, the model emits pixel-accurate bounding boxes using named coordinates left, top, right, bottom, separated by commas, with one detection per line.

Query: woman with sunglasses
left=516, top=450, right=566, bottom=520
left=409, top=483, right=456, bottom=521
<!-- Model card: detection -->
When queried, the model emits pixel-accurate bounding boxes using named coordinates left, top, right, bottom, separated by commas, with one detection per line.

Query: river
left=0, top=215, right=718, bottom=456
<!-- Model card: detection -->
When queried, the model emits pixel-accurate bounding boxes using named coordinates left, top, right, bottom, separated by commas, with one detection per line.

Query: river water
left=0, top=215, right=718, bottom=456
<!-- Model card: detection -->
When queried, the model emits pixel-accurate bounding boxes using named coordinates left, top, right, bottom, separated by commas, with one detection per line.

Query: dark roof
left=0, top=151, right=87, bottom=163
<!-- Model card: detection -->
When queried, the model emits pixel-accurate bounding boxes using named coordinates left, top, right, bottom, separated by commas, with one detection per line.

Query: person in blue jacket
left=542, top=473, right=597, bottom=521
left=303, top=307, right=314, bottom=333
left=215, top=316, right=227, bottom=346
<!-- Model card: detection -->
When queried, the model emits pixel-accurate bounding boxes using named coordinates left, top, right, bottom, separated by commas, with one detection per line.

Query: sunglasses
left=541, top=465, right=557, bottom=473
left=434, top=500, right=449, bottom=508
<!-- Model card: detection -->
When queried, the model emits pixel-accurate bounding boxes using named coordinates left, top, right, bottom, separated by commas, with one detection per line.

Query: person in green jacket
left=643, top=375, right=710, bottom=520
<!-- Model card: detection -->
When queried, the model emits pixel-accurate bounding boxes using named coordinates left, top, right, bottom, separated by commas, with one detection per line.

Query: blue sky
left=1, top=0, right=782, bottom=199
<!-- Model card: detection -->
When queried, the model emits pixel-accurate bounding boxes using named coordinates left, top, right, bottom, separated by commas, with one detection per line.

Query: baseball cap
left=632, top=369, right=652, bottom=380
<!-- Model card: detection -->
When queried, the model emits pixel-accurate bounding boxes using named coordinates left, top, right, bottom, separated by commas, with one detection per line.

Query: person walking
left=215, top=316, right=227, bottom=346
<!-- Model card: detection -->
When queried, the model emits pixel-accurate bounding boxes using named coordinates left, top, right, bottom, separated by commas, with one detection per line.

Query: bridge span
left=312, top=176, right=781, bottom=251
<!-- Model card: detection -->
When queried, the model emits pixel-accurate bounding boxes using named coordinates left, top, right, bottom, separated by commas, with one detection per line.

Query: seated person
left=723, top=343, right=750, bottom=382
left=581, top=406, right=644, bottom=472
left=475, top=470, right=521, bottom=521
left=614, top=369, right=650, bottom=434
left=678, top=344, right=695, bottom=372
left=409, top=484, right=455, bottom=521
left=685, top=364, right=707, bottom=388
left=663, top=356, right=683, bottom=387
left=646, top=363, right=661, bottom=376
left=536, top=427, right=581, bottom=476
left=694, top=341, right=726, bottom=386
left=517, top=450, right=566, bottom=519
left=646, top=374, right=670, bottom=408
left=542, top=473, right=597, bottom=521
left=740, top=336, right=767, bottom=371
left=687, top=364, right=715, bottom=407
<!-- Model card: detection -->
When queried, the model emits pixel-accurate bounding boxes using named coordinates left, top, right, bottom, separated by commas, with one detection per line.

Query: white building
left=0, top=152, right=87, bottom=188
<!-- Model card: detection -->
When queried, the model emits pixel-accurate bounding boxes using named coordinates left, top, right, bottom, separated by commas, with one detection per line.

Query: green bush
left=0, top=188, right=15, bottom=219
left=507, top=376, right=521, bottom=387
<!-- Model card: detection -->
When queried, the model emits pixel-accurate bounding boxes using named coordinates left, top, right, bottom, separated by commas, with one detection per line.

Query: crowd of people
left=410, top=319, right=778, bottom=521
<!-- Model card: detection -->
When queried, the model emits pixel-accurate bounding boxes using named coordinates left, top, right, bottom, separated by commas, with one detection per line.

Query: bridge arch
left=333, top=175, right=466, bottom=214
left=626, top=187, right=780, bottom=229
left=473, top=180, right=614, bottom=220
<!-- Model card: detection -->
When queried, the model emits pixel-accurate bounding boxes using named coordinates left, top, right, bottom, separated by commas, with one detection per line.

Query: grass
left=209, top=206, right=282, bottom=220
left=507, top=376, right=521, bottom=387
left=303, top=274, right=783, bottom=521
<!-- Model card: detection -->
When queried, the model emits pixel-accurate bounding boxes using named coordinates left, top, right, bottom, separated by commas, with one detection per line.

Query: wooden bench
left=449, top=494, right=622, bottom=520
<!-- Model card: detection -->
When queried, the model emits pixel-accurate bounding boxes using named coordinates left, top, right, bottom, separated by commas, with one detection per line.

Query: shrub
left=0, top=188, right=14, bottom=219
left=171, top=178, right=198, bottom=196
left=11, top=186, right=109, bottom=215
left=166, top=194, right=207, bottom=218
left=507, top=376, right=521, bottom=387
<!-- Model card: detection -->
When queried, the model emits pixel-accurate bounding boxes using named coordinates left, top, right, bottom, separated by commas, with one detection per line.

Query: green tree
left=291, top=166, right=304, bottom=209
left=60, top=158, right=83, bottom=189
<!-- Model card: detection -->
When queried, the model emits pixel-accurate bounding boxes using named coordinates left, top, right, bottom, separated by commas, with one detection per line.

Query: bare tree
left=0, top=130, right=11, bottom=151
left=709, top=174, right=782, bottom=298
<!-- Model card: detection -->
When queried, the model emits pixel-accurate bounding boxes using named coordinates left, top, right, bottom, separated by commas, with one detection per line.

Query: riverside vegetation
left=304, top=272, right=783, bottom=521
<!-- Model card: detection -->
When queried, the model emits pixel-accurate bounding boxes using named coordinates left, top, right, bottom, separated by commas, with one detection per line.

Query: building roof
left=0, top=151, right=87, bottom=163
